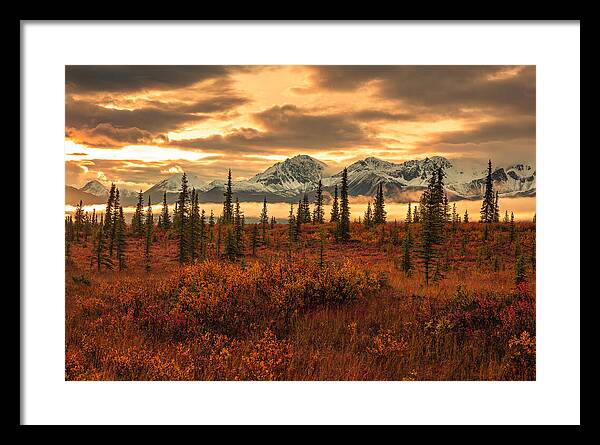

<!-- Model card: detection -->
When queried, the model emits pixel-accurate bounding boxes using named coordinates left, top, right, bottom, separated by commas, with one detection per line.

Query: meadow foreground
left=65, top=221, right=536, bottom=381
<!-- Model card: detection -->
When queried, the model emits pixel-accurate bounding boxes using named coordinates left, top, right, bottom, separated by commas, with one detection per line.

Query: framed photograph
left=21, top=21, right=580, bottom=426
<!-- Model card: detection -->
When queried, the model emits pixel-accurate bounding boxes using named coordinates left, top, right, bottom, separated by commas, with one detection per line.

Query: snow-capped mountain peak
left=249, top=154, right=327, bottom=195
left=80, top=180, right=108, bottom=197
left=147, top=172, right=206, bottom=194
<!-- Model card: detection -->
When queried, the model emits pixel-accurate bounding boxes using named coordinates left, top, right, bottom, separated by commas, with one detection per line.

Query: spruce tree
left=198, top=209, right=206, bottom=260
left=318, top=228, right=326, bottom=268
left=373, top=183, right=386, bottom=225
left=270, top=216, right=276, bottom=229
left=313, top=180, right=325, bottom=224
left=363, top=202, right=373, bottom=228
left=260, top=197, right=269, bottom=243
left=132, top=190, right=145, bottom=237
left=94, top=224, right=113, bottom=271
left=418, top=170, right=446, bottom=284
left=74, top=200, right=84, bottom=243
left=103, top=183, right=116, bottom=236
left=493, top=191, right=500, bottom=223
left=330, top=185, right=340, bottom=223
left=336, top=168, right=351, bottom=241
left=300, top=194, right=311, bottom=223
left=224, top=227, right=237, bottom=261
left=451, top=203, right=458, bottom=230
left=413, top=205, right=420, bottom=223
left=296, top=199, right=303, bottom=235
left=177, top=173, right=190, bottom=264
left=223, top=169, right=234, bottom=224
left=509, top=212, right=516, bottom=244
left=189, top=189, right=200, bottom=263
left=116, top=205, right=126, bottom=270
left=109, top=189, right=120, bottom=256
left=464, top=209, right=469, bottom=223
left=208, top=210, right=215, bottom=245
left=160, top=191, right=171, bottom=230
left=480, top=160, right=495, bottom=223
left=504, top=210, right=510, bottom=224
left=233, top=198, right=244, bottom=256
left=443, top=193, right=450, bottom=223
left=288, top=203, right=297, bottom=243
left=406, top=202, right=412, bottom=224
left=144, top=197, right=153, bottom=272
left=173, top=201, right=180, bottom=232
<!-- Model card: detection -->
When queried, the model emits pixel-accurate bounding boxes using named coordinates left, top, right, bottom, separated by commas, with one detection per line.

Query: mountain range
left=65, top=155, right=536, bottom=206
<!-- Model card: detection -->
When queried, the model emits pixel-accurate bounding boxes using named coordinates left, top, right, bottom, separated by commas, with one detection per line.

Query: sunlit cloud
left=65, top=65, right=535, bottom=189
left=65, top=140, right=221, bottom=163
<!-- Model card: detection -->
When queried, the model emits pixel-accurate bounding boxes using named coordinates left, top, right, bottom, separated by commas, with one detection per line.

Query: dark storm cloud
left=432, top=118, right=536, bottom=145
left=66, top=99, right=204, bottom=134
left=311, top=65, right=536, bottom=115
left=65, top=124, right=168, bottom=148
left=181, top=96, right=251, bottom=113
left=170, top=104, right=375, bottom=152
left=349, top=110, right=418, bottom=122
left=65, top=65, right=231, bottom=93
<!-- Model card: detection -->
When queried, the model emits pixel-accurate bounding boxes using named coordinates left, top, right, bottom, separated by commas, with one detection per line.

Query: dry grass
left=66, top=221, right=536, bottom=381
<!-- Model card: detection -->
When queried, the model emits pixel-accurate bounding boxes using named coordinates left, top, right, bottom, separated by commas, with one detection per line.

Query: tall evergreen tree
left=413, top=205, right=420, bottom=223
left=160, top=191, right=171, bottom=230
left=493, top=191, right=500, bottom=223
left=406, top=202, right=412, bottom=224
left=177, top=173, right=190, bottom=264
left=233, top=198, right=244, bottom=255
left=144, top=197, right=153, bottom=271
left=509, top=211, right=516, bottom=244
left=480, top=160, right=496, bottom=223
left=198, top=209, right=207, bottom=260
left=373, top=183, right=386, bottom=225
left=288, top=203, right=297, bottom=243
left=189, top=189, right=200, bottom=262
left=464, top=209, right=469, bottom=223
left=93, top=224, right=113, bottom=271
left=116, top=205, right=126, bottom=270
left=363, top=202, right=373, bottom=228
left=109, top=189, right=121, bottom=256
left=418, top=170, right=446, bottom=284
left=337, top=168, right=351, bottom=241
left=296, top=199, right=303, bottom=235
left=131, top=190, right=144, bottom=237
left=74, top=200, right=85, bottom=243
left=103, top=183, right=116, bottom=235
left=300, top=194, right=311, bottom=223
left=223, top=227, right=237, bottom=261
left=443, top=193, right=450, bottom=223
left=173, top=201, right=180, bottom=232
left=260, top=197, right=269, bottom=243
left=313, top=180, right=325, bottom=224
left=222, top=169, right=234, bottom=224
left=330, top=185, right=340, bottom=223
left=318, top=228, right=326, bottom=268
left=208, top=210, right=215, bottom=245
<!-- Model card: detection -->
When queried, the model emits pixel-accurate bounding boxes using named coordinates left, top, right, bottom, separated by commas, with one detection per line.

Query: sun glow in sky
left=65, top=65, right=536, bottom=191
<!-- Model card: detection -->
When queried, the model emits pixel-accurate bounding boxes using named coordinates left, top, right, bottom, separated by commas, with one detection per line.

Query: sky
left=65, top=65, right=535, bottom=191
